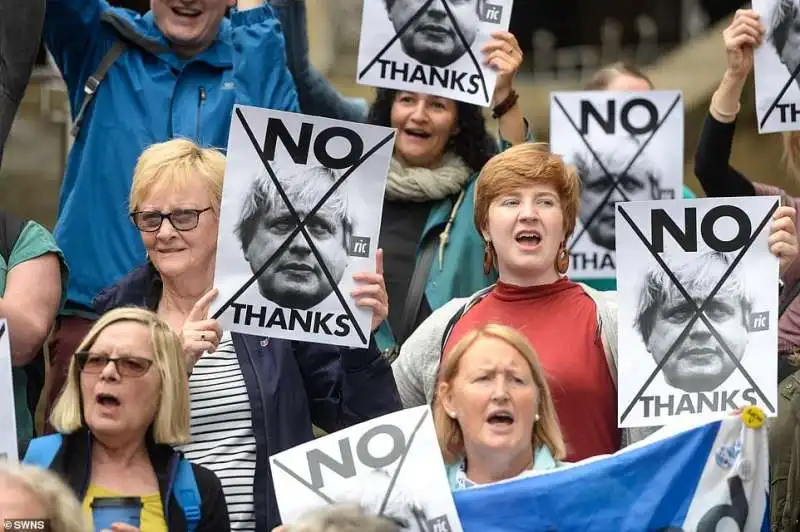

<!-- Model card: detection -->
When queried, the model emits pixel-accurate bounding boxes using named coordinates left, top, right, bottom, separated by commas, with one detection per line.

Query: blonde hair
left=0, top=461, right=90, bottom=532
left=129, top=138, right=226, bottom=213
left=583, top=61, right=654, bottom=90
left=283, top=504, right=400, bottom=532
left=50, top=307, right=190, bottom=445
left=433, top=324, right=566, bottom=465
left=781, top=132, right=800, bottom=183
left=474, top=143, right=581, bottom=241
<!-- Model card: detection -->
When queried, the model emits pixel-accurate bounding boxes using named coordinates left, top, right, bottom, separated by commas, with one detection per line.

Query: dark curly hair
left=366, top=88, right=496, bottom=174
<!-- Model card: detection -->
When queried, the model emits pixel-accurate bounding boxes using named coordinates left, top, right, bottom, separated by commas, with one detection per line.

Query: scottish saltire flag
left=454, top=413, right=768, bottom=531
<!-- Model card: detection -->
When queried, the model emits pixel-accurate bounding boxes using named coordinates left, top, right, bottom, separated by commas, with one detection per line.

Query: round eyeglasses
left=130, top=207, right=212, bottom=232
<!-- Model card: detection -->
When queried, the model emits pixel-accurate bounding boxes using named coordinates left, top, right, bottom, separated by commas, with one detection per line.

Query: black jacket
left=47, top=429, right=230, bottom=532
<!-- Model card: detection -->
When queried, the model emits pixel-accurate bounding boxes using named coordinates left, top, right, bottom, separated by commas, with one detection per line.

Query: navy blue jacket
left=93, top=263, right=402, bottom=531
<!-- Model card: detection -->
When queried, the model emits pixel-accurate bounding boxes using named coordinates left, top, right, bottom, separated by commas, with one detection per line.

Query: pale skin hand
left=351, top=248, right=389, bottom=332
left=483, top=31, right=526, bottom=145
left=713, top=9, right=766, bottom=121
left=770, top=205, right=799, bottom=276
left=181, top=287, right=223, bottom=369
left=723, top=9, right=765, bottom=82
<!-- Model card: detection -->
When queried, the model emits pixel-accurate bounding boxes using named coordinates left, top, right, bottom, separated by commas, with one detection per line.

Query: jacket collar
left=55, top=427, right=180, bottom=502
left=93, top=262, right=162, bottom=314
left=104, top=8, right=233, bottom=69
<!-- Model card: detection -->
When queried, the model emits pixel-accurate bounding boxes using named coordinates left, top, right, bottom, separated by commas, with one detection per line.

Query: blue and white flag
left=454, top=414, right=768, bottom=531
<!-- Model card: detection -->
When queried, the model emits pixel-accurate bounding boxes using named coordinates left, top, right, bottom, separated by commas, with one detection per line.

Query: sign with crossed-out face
left=270, top=406, right=463, bottom=532
left=753, top=0, right=800, bottom=133
left=549, top=90, right=684, bottom=279
left=211, top=106, right=396, bottom=348
left=615, top=197, right=779, bottom=428
left=0, top=321, right=17, bottom=462
left=356, top=0, right=514, bottom=107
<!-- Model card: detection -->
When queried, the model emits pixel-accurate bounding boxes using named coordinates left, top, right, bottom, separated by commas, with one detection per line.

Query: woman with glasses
left=91, top=138, right=401, bottom=532
left=24, top=307, right=229, bottom=531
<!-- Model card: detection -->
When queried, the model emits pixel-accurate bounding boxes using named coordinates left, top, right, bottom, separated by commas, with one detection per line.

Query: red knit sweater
left=444, top=279, right=620, bottom=461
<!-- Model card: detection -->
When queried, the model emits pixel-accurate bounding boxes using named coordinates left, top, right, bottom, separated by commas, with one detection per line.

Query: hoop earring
left=555, top=243, right=569, bottom=275
left=483, top=241, right=495, bottom=276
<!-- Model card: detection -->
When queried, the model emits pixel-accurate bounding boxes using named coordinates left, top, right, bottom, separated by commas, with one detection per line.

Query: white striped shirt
left=178, top=333, right=257, bottom=531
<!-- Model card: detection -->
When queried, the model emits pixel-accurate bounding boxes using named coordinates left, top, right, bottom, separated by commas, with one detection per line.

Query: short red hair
left=474, top=143, right=580, bottom=241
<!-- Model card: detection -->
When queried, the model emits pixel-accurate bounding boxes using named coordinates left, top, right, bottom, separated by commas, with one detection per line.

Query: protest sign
left=211, top=106, right=395, bottom=348
left=270, top=406, right=462, bottom=532
left=0, top=321, right=18, bottom=462
left=753, top=0, right=800, bottom=133
left=615, top=197, right=779, bottom=428
left=356, top=0, right=514, bottom=107
left=454, top=413, right=769, bottom=531
left=549, top=90, right=684, bottom=280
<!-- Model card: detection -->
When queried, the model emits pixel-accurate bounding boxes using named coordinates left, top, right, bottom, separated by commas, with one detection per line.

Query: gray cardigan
left=390, top=283, right=657, bottom=447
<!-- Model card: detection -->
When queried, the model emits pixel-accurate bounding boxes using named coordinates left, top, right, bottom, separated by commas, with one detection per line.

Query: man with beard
left=635, top=250, right=753, bottom=393
left=385, top=0, right=485, bottom=67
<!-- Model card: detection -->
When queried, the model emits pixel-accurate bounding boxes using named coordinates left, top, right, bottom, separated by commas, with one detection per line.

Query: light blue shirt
left=445, top=445, right=561, bottom=491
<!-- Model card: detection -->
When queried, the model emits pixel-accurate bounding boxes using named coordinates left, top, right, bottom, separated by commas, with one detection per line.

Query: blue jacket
left=92, top=263, right=402, bottom=532
left=44, top=0, right=300, bottom=309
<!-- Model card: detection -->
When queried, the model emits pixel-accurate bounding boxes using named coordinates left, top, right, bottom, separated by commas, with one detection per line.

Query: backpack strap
left=0, top=211, right=25, bottom=265
left=396, top=231, right=439, bottom=348
left=438, top=285, right=494, bottom=360
left=174, top=458, right=201, bottom=532
left=70, top=40, right=127, bottom=138
left=22, top=434, right=63, bottom=468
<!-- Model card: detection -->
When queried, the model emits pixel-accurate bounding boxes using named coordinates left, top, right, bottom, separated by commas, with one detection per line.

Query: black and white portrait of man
left=384, top=0, right=484, bottom=68
left=753, top=0, right=800, bottom=132
left=235, top=166, right=353, bottom=310
left=572, top=135, right=663, bottom=251
left=769, top=0, right=800, bottom=81
left=635, top=251, right=753, bottom=394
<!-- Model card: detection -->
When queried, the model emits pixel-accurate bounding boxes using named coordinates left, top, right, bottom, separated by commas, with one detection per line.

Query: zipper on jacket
left=196, top=87, right=206, bottom=141
left=243, top=344, right=272, bottom=530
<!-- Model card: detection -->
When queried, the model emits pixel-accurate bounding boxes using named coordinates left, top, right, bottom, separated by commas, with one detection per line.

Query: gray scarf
left=385, top=153, right=472, bottom=202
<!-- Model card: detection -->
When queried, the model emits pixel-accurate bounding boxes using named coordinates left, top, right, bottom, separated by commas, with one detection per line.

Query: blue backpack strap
left=174, top=457, right=201, bottom=532
left=22, top=434, right=63, bottom=468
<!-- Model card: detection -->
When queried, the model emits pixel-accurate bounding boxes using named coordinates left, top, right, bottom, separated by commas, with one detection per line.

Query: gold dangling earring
left=483, top=241, right=495, bottom=276
left=555, top=243, right=569, bottom=275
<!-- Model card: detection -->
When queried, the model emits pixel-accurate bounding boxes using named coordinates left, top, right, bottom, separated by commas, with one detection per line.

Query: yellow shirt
left=82, top=484, right=168, bottom=532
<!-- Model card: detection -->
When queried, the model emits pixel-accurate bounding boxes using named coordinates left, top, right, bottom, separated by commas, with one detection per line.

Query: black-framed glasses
left=75, top=352, right=154, bottom=378
left=130, top=207, right=212, bottom=232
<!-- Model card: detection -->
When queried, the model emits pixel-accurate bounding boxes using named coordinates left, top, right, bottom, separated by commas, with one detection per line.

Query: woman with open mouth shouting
left=24, top=307, right=229, bottom=532
left=433, top=324, right=565, bottom=489
left=393, top=142, right=800, bottom=462
left=366, top=29, right=529, bottom=360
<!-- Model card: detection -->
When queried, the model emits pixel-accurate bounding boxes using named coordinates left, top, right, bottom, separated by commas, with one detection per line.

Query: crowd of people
left=0, top=1, right=799, bottom=531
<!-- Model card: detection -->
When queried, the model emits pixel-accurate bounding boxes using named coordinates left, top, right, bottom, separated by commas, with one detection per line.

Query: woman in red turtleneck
left=392, top=142, right=799, bottom=462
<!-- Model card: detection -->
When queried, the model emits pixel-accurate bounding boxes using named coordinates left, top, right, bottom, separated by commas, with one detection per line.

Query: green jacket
left=770, top=370, right=800, bottom=531
left=375, top=174, right=497, bottom=352
left=574, top=185, right=697, bottom=292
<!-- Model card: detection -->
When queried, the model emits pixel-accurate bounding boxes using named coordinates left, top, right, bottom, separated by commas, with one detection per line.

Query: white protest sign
left=356, top=0, right=514, bottom=107
left=615, top=197, right=779, bottom=428
left=211, top=106, right=395, bottom=348
left=0, top=321, right=18, bottom=462
left=753, top=0, right=800, bottom=133
left=549, top=90, right=684, bottom=280
left=270, top=406, right=463, bottom=532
